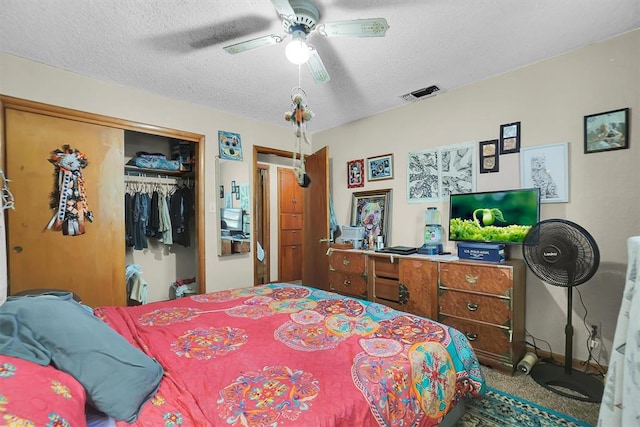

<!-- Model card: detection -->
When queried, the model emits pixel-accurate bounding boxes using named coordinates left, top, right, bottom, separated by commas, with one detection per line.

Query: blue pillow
left=0, top=292, right=163, bottom=422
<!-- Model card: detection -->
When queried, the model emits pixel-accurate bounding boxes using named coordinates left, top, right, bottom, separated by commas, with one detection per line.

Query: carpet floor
left=474, top=366, right=601, bottom=426
left=458, top=386, right=591, bottom=426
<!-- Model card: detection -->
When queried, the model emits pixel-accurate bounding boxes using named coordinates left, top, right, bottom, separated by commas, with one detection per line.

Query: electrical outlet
left=589, top=324, right=601, bottom=350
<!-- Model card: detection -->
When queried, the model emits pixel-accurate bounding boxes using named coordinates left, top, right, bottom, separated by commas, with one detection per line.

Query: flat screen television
left=448, top=188, right=540, bottom=244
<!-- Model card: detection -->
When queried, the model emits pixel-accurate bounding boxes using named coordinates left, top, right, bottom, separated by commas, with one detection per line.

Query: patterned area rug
left=457, top=387, right=591, bottom=426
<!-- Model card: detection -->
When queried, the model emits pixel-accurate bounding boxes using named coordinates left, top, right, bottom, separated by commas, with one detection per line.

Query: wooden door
left=4, top=108, right=126, bottom=307
left=399, top=258, right=438, bottom=319
left=254, top=164, right=270, bottom=285
left=302, top=146, right=329, bottom=291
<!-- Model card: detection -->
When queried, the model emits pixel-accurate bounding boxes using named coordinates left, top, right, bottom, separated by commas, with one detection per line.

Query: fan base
left=530, top=362, right=604, bottom=403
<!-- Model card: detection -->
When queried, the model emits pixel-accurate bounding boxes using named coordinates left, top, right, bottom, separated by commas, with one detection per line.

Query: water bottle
left=423, top=207, right=443, bottom=254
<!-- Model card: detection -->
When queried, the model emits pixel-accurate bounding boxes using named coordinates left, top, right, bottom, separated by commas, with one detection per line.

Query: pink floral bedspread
left=95, top=284, right=485, bottom=427
left=0, top=354, right=88, bottom=426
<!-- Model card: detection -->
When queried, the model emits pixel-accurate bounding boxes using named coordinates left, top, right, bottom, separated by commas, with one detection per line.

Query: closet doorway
left=252, top=145, right=330, bottom=290
left=0, top=96, right=206, bottom=308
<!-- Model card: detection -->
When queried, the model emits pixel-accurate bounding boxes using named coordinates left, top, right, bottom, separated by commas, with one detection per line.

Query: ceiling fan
left=223, top=0, right=390, bottom=84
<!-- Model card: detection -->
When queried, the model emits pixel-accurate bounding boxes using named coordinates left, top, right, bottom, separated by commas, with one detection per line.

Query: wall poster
left=407, top=142, right=476, bottom=203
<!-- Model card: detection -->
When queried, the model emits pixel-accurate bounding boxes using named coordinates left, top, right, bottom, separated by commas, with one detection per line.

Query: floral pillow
left=0, top=354, right=87, bottom=426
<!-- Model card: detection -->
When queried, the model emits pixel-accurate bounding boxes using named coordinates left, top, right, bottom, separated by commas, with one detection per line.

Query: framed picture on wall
left=499, top=122, right=521, bottom=154
left=350, top=189, right=392, bottom=247
left=347, top=159, right=365, bottom=188
left=366, top=153, right=394, bottom=181
left=218, top=130, right=243, bottom=161
left=584, top=108, right=629, bottom=154
left=520, top=142, right=569, bottom=203
left=479, top=139, right=499, bottom=173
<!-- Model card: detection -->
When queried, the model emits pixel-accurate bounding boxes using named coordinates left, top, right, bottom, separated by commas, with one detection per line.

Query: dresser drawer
left=328, top=271, right=367, bottom=297
left=374, top=277, right=401, bottom=303
left=439, top=262, right=513, bottom=297
left=374, top=256, right=399, bottom=279
left=439, top=316, right=511, bottom=356
left=281, top=229, right=302, bottom=245
left=329, top=251, right=366, bottom=274
left=280, top=213, right=302, bottom=230
left=439, top=289, right=512, bottom=328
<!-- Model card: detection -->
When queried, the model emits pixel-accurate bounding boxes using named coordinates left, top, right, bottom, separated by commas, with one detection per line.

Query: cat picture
left=531, top=155, right=559, bottom=199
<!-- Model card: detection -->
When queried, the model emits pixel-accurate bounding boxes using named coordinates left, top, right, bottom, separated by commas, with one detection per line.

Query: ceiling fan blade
left=307, top=49, right=330, bottom=84
left=223, top=34, right=283, bottom=54
left=271, top=0, right=296, bottom=20
left=318, top=18, right=390, bottom=37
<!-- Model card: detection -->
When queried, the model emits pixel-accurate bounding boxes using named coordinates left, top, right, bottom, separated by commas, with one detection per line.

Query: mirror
left=216, top=157, right=251, bottom=256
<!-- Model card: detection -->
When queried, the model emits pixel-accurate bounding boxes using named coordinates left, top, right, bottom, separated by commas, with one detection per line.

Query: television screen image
left=449, top=188, right=540, bottom=244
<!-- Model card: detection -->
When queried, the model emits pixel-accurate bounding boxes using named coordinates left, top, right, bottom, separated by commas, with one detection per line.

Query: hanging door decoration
left=284, top=87, right=314, bottom=187
left=47, top=145, right=93, bottom=236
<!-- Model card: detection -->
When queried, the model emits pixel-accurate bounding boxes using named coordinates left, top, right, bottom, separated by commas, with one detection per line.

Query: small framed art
left=479, top=139, right=499, bottom=173
left=367, top=153, right=394, bottom=181
left=218, top=130, right=243, bottom=161
left=347, top=159, right=365, bottom=188
left=584, top=108, right=629, bottom=154
left=520, top=142, right=569, bottom=203
left=350, top=188, right=392, bottom=247
left=499, top=122, right=521, bottom=154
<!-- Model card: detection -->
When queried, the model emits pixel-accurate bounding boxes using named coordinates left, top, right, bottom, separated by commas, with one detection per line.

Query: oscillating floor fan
left=522, top=218, right=604, bottom=403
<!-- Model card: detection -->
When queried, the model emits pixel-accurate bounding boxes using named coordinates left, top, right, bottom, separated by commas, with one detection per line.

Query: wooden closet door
left=5, top=109, right=126, bottom=307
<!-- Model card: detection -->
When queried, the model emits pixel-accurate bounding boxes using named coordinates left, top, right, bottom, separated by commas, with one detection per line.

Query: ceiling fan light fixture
left=285, top=30, right=311, bottom=64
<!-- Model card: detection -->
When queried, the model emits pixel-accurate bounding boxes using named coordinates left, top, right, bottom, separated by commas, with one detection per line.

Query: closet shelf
left=124, top=165, right=194, bottom=177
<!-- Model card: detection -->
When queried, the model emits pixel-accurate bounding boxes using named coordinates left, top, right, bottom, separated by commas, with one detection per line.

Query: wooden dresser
left=328, top=250, right=368, bottom=299
left=438, top=259, right=526, bottom=372
left=326, top=249, right=526, bottom=373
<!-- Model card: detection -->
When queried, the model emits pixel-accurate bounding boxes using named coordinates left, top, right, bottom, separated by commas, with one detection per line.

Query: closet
left=124, top=132, right=198, bottom=304
left=0, top=96, right=205, bottom=308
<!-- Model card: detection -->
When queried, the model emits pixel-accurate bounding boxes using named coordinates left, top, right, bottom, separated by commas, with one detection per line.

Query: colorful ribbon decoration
left=47, top=145, right=93, bottom=236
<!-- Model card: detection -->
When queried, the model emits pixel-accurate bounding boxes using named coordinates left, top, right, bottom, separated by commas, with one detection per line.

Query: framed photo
left=350, top=189, right=392, bottom=248
left=499, top=122, right=521, bottom=154
left=520, top=142, right=569, bottom=203
left=479, top=139, right=499, bottom=173
left=347, top=159, right=365, bottom=188
left=366, top=153, right=394, bottom=181
left=584, top=108, right=629, bottom=154
left=218, top=130, right=243, bottom=161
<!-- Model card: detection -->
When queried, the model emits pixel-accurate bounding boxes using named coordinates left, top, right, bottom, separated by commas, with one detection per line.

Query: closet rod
left=124, top=174, right=182, bottom=184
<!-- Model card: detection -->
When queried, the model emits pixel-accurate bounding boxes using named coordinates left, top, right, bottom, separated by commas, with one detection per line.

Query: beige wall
left=0, top=52, right=292, bottom=295
left=314, top=29, right=640, bottom=365
left=2, top=29, right=638, bottom=365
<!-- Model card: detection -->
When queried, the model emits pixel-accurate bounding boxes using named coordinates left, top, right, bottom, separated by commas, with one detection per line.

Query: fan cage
left=522, top=219, right=600, bottom=287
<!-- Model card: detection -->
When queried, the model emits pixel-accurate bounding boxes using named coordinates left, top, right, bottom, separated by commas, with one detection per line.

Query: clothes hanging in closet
left=170, top=186, right=194, bottom=247
left=124, top=179, right=193, bottom=250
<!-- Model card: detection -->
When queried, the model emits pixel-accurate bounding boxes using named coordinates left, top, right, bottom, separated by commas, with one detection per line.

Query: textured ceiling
left=1, top=0, right=639, bottom=132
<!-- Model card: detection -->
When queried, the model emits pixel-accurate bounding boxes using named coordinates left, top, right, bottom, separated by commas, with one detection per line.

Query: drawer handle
left=465, top=274, right=478, bottom=285
left=342, top=259, right=351, bottom=267
left=343, top=279, right=351, bottom=286
left=466, top=333, right=478, bottom=341
left=466, top=302, right=479, bottom=311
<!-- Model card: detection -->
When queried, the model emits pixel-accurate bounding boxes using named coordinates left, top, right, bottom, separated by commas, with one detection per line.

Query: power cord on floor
left=525, top=330, right=558, bottom=365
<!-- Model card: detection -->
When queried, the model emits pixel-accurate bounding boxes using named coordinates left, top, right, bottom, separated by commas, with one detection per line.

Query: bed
left=0, top=283, right=485, bottom=426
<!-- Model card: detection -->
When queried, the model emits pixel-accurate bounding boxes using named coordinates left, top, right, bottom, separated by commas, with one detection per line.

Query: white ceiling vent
left=401, top=85, right=441, bottom=102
